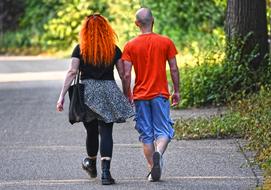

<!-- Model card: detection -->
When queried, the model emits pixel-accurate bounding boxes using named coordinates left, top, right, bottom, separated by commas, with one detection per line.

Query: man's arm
left=168, top=57, right=180, bottom=106
left=122, top=60, right=133, bottom=103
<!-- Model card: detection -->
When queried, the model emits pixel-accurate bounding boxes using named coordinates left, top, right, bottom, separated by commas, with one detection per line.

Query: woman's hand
left=56, top=57, right=80, bottom=112
left=56, top=97, right=65, bottom=112
left=128, top=93, right=134, bottom=106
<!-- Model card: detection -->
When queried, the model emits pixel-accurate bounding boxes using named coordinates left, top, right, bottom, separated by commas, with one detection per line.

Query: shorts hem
left=139, top=138, right=155, bottom=144
left=155, top=135, right=173, bottom=142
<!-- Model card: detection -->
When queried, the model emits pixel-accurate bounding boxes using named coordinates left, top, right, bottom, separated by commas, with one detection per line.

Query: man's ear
left=135, top=20, right=140, bottom=27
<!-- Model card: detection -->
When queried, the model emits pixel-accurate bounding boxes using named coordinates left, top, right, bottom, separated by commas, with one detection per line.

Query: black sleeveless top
left=71, top=44, right=122, bottom=80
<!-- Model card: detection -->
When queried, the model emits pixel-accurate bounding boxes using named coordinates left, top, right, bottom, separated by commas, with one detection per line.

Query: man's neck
left=140, top=27, right=153, bottom=34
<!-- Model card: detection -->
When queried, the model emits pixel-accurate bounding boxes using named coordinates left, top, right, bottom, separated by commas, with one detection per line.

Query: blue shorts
left=134, top=96, right=174, bottom=144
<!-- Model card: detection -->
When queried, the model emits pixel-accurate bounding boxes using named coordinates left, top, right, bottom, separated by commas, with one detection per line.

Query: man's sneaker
left=151, top=152, right=162, bottom=181
left=146, top=172, right=153, bottom=182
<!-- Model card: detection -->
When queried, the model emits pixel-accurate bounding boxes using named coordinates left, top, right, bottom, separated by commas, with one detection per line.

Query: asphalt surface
left=0, top=58, right=262, bottom=190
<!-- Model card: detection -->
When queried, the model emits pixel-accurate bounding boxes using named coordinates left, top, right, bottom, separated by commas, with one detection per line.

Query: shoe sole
left=102, top=179, right=115, bottom=185
left=151, top=152, right=161, bottom=181
left=146, top=172, right=153, bottom=182
left=82, top=164, right=97, bottom=178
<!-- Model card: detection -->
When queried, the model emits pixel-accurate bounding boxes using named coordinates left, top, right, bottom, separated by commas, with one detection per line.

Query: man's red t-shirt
left=122, top=33, right=178, bottom=100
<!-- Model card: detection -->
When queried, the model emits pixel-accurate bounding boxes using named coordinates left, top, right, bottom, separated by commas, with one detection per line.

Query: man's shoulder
left=154, top=33, right=173, bottom=42
left=124, top=33, right=174, bottom=47
left=126, top=36, right=142, bottom=44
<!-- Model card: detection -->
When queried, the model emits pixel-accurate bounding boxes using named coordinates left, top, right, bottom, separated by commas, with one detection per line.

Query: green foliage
left=20, top=0, right=61, bottom=33
left=142, top=0, right=226, bottom=48
left=174, top=112, right=243, bottom=140
left=176, top=36, right=271, bottom=108
left=43, top=0, right=110, bottom=50
left=0, top=0, right=110, bottom=52
left=0, top=0, right=226, bottom=53
left=174, top=87, right=271, bottom=185
left=0, top=0, right=62, bottom=52
left=108, top=0, right=140, bottom=46
left=233, top=88, right=271, bottom=164
left=267, top=0, right=271, bottom=35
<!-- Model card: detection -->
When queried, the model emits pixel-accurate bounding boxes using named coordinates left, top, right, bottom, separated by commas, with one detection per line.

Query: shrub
left=174, top=37, right=271, bottom=108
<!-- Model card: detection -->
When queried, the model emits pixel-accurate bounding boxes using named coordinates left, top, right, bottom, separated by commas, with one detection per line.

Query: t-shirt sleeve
left=121, top=43, right=131, bottom=62
left=71, top=44, right=80, bottom=58
left=115, top=46, right=122, bottom=60
left=167, top=39, right=178, bottom=60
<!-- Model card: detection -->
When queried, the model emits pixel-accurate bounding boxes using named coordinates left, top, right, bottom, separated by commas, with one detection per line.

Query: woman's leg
left=98, top=121, right=115, bottom=185
left=82, top=119, right=99, bottom=178
left=98, top=121, right=113, bottom=158
left=83, top=119, right=99, bottom=157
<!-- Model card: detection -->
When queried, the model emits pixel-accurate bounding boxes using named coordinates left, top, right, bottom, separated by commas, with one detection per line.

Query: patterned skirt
left=81, top=79, right=134, bottom=123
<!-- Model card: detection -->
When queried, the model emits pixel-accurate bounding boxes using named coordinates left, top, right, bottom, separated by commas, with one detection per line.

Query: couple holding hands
left=56, top=7, right=179, bottom=185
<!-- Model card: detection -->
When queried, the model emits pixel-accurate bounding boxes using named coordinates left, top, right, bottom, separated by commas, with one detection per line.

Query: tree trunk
left=269, top=0, right=271, bottom=55
left=226, top=0, right=269, bottom=68
left=0, top=1, right=3, bottom=39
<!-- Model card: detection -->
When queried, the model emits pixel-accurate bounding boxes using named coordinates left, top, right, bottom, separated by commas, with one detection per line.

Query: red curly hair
left=80, top=14, right=117, bottom=65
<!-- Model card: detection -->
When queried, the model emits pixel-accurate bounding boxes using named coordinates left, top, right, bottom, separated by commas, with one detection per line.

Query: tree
left=0, top=0, right=25, bottom=32
left=143, top=0, right=226, bottom=46
left=225, top=0, right=269, bottom=69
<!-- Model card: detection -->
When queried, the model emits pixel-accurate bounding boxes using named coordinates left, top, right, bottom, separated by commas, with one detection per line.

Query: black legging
left=83, top=119, right=113, bottom=158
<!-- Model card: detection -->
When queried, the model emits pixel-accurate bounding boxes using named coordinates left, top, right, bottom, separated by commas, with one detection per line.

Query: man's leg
left=156, top=137, right=169, bottom=155
left=151, top=96, right=175, bottom=181
left=134, top=100, right=155, bottom=172
left=143, top=143, right=155, bottom=170
left=151, top=96, right=174, bottom=154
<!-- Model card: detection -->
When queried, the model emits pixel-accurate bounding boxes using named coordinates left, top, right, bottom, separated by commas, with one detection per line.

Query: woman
left=56, top=14, right=134, bottom=185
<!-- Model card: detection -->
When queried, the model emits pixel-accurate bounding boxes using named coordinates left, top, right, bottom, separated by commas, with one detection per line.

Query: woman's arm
left=56, top=58, right=80, bottom=111
left=116, top=59, right=124, bottom=80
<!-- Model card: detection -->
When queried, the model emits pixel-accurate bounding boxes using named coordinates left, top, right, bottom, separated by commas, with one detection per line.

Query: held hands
left=125, top=91, right=134, bottom=106
left=128, top=93, right=134, bottom=106
left=171, top=92, right=180, bottom=107
left=56, top=97, right=65, bottom=112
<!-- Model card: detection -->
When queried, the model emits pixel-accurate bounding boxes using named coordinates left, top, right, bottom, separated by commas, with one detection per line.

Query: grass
left=173, top=87, right=271, bottom=189
left=174, top=112, right=243, bottom=140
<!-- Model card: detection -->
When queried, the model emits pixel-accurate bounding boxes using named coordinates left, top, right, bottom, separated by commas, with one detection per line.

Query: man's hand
left=171, top=92, right=180, bottom=107
left=168, top=57, right=180, bottom=107
left=127, top=92, right=134, bottom=106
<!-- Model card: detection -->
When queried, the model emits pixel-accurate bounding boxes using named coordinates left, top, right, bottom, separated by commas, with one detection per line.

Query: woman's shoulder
left=75, top=44, right=80, bottom=50
left=115, top=45, right=121, bottom=52
left=71, top=44, right=81, bottom=58
left=114, top=45, right=122, bottom=57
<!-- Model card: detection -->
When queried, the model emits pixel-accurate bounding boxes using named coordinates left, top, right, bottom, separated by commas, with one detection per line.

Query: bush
left=0, top=0, right=225, bottom=54
left=174, top=112, right=243, bottom=140
left=43, top=0, right=110, bottom=50
left=233, top=88, right=271, bottom=168
left=175, top=36, right=271, bottom=108
left=143, top=0, right=226, bottom=48
left=0, top=0, right=110, bottom=53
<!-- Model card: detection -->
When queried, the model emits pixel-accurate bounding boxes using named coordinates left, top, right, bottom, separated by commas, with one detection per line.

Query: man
left=122, top=7, right=180, bottom=182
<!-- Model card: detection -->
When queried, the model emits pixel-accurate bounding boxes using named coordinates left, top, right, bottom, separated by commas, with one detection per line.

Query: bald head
left=135, top=8, right=153, bottom=28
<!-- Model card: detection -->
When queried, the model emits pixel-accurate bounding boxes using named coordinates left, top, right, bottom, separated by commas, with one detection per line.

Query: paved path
left=0, top=58, right=261, bottom=189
